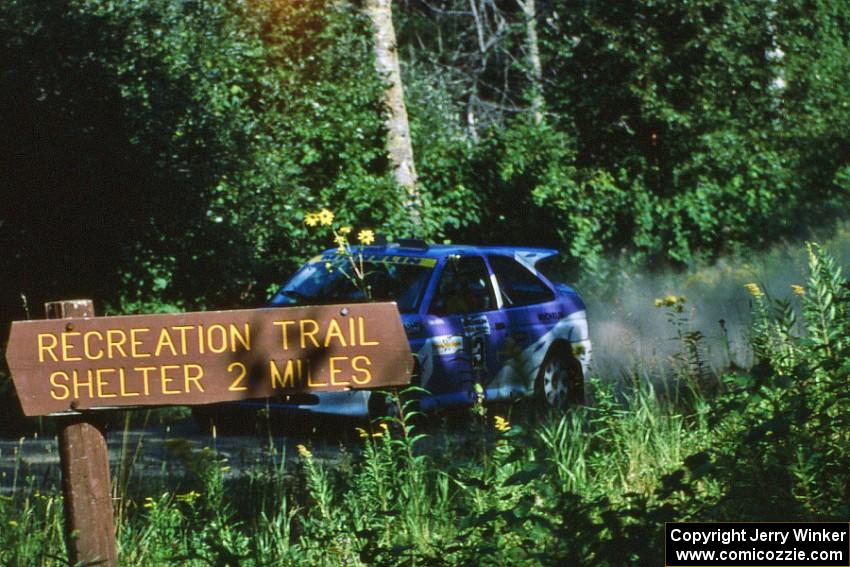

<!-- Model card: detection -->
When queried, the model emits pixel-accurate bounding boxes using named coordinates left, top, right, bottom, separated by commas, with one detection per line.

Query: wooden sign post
left=49, top=300, right=117, bottom=567
left=5, top=300, right=413, bottom=565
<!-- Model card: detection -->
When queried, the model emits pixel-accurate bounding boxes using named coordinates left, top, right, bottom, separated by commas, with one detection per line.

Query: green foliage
left=2, top=240, right=850, bottom=564
left=3, top=0, right=850, bottom=322
left=0, top=0, right=398, bottom=321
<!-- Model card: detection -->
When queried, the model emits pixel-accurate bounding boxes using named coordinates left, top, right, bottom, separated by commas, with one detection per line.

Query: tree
left=364, top=0, right=424, bottom=231
left=518, top=0, right=544, bottom=123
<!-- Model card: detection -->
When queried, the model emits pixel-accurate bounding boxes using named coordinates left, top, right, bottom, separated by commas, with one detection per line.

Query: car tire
left=535, top=344, right=585, bottom=410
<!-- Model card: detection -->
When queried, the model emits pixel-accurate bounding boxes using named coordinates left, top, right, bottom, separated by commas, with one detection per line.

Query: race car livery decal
left=461, top=315, right=491, bottom=337
left=431, top=335, right=464, bottom=356
left=487, top=310, right=592, bottom=398
left=310, top=254, right=437, bottom=268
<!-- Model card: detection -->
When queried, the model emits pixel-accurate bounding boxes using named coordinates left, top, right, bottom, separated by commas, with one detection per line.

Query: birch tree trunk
left=364, top=0, right=423, bottom=229
left=519, top=0, right=544, bottom=123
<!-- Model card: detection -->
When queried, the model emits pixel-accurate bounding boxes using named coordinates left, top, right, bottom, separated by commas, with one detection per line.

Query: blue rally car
left=252, top=241, right=591, bottom=417
left=248, top=240, right=591, bottom=416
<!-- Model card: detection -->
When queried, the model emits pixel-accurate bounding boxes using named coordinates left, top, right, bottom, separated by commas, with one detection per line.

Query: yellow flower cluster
left=744, top=283, right=764, bottom=299
left=791, top=284, right=805, bottom=297
left=296, top=444, right=312, bottom=459
left=357, top=229, right=375, bottom=246
left=494, top=415, right=511, bottom=432
left=305, top=208, right=334, bottom=227
left=355, top=423, right=387, bottom=439
left=654, top=294, right=687, bottom=308
left=176, top=490, right=201, bottom=504
left=303, top=208, right=376, bottom=246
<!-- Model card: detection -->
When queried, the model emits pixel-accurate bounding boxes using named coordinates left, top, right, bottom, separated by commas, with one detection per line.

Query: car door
left=487, top=254, right=559, bottom=393
left=422, top=255, right=506, bottom=407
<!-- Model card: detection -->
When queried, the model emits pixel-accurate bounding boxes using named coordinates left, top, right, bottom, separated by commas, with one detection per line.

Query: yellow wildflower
left=318, top=208, right=334, bottom=226
left=357, top=426, right=384, bottom=439
left=745, top=283, right=764, bottom=299
left=791, top=284, right=805, bottom=297
left=339, top=226, right=352, bottom=235
left=654, top=295, right=686, bottom=308
left=494, top=415, right=511, bottom=432
left=176, top=490, right=200, bottom=504
left=143, top=496, right=156, bottom=509
left=304, top=213, right=319, bottom=227
left=357, top=229, right=375, bottom=246
left=296, top=444, right=312, bottom=459
left=379, top=422, right=389, bottom=431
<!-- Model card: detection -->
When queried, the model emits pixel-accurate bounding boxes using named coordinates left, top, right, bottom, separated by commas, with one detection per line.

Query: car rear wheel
left=535, top=345, right=584, bottom=410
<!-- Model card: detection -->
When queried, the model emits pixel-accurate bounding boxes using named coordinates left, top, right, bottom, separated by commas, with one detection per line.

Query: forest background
left=2, top=0, right=848, bottom=325
left=2, top=2, right=850, bottom=563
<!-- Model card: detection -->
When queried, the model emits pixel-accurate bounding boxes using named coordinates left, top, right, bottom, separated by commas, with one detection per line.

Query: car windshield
left=270, top=255, right=435, bottom=313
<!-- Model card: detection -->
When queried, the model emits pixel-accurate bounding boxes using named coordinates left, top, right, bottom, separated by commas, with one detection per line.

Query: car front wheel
left=535, top=345, right=584, bottom=410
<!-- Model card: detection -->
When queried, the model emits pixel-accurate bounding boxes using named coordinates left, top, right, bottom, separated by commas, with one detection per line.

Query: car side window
left=489, top=255, right=555, bottom=307
left=429, top=256, right=496, bottom=315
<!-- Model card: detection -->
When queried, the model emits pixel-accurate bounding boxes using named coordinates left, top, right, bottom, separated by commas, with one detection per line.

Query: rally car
left=210, top=241, right=591, bottom=420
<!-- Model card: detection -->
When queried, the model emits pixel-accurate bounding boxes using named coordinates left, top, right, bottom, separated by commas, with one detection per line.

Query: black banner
left=665, top=522, right=850, bottom=567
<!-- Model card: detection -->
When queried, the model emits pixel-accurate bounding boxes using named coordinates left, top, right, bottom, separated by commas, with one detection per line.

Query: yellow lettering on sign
left=230, top=323, right=250, bottom=352
left=107, top=329, right=128, bottom=359
left=358, top=317, right=379, bottom=346
left=307, top=360, right=326, bottom=387
left=184, top=364, right=205, bottom=393
left=84, top=331, right=104, bottom=360
left=160, top=365, right=181, bottom=395
left=228, top=362, right=248, bottom=391
left=348, top=317, right=356, bottom=345
left=73, top=369, right=95, bottom=399
left=49, top=371, right=70, bottom=400
left=329, top=356, right=349, bottom=386
left=324, top=319, right=347, bottom=347
left=351, top=355, right=373, bottom=385
left=270, top=359, right=297, bottom=389
left=135, top=366, right=156, bottom=396
left=206, top=324, right=228, bottom=354
left=172, top=326, right=193, bottom=355
left=197, top=323, right=250, bottom=354
left=119, top=367, right=140, bottom=397
left=130, top=328, right=151, bottom=358
left=155, top=328, right=178, bottom=357
left=95, top=368, right=117, bottom=398
left=61, top=331, right=82, bottom=361
left=38, top=333, right=59, bottom=362
left=273, top=321, right=294, bottom=350
left=300, top=320, right=320, bottom=349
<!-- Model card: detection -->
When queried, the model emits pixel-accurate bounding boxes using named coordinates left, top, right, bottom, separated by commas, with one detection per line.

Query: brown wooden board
left=5, top=302, right=413, bottom=416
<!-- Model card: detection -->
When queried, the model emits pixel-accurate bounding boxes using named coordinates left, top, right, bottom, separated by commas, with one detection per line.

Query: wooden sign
left=5, top=302, right=413, bottom=416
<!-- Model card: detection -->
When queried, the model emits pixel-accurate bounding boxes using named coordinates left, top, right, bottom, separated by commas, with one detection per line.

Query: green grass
left=1, top=241, right=849, bottom=565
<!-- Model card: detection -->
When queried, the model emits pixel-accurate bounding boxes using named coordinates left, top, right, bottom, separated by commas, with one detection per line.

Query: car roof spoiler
left=513, top=248, right=558, bottom=267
